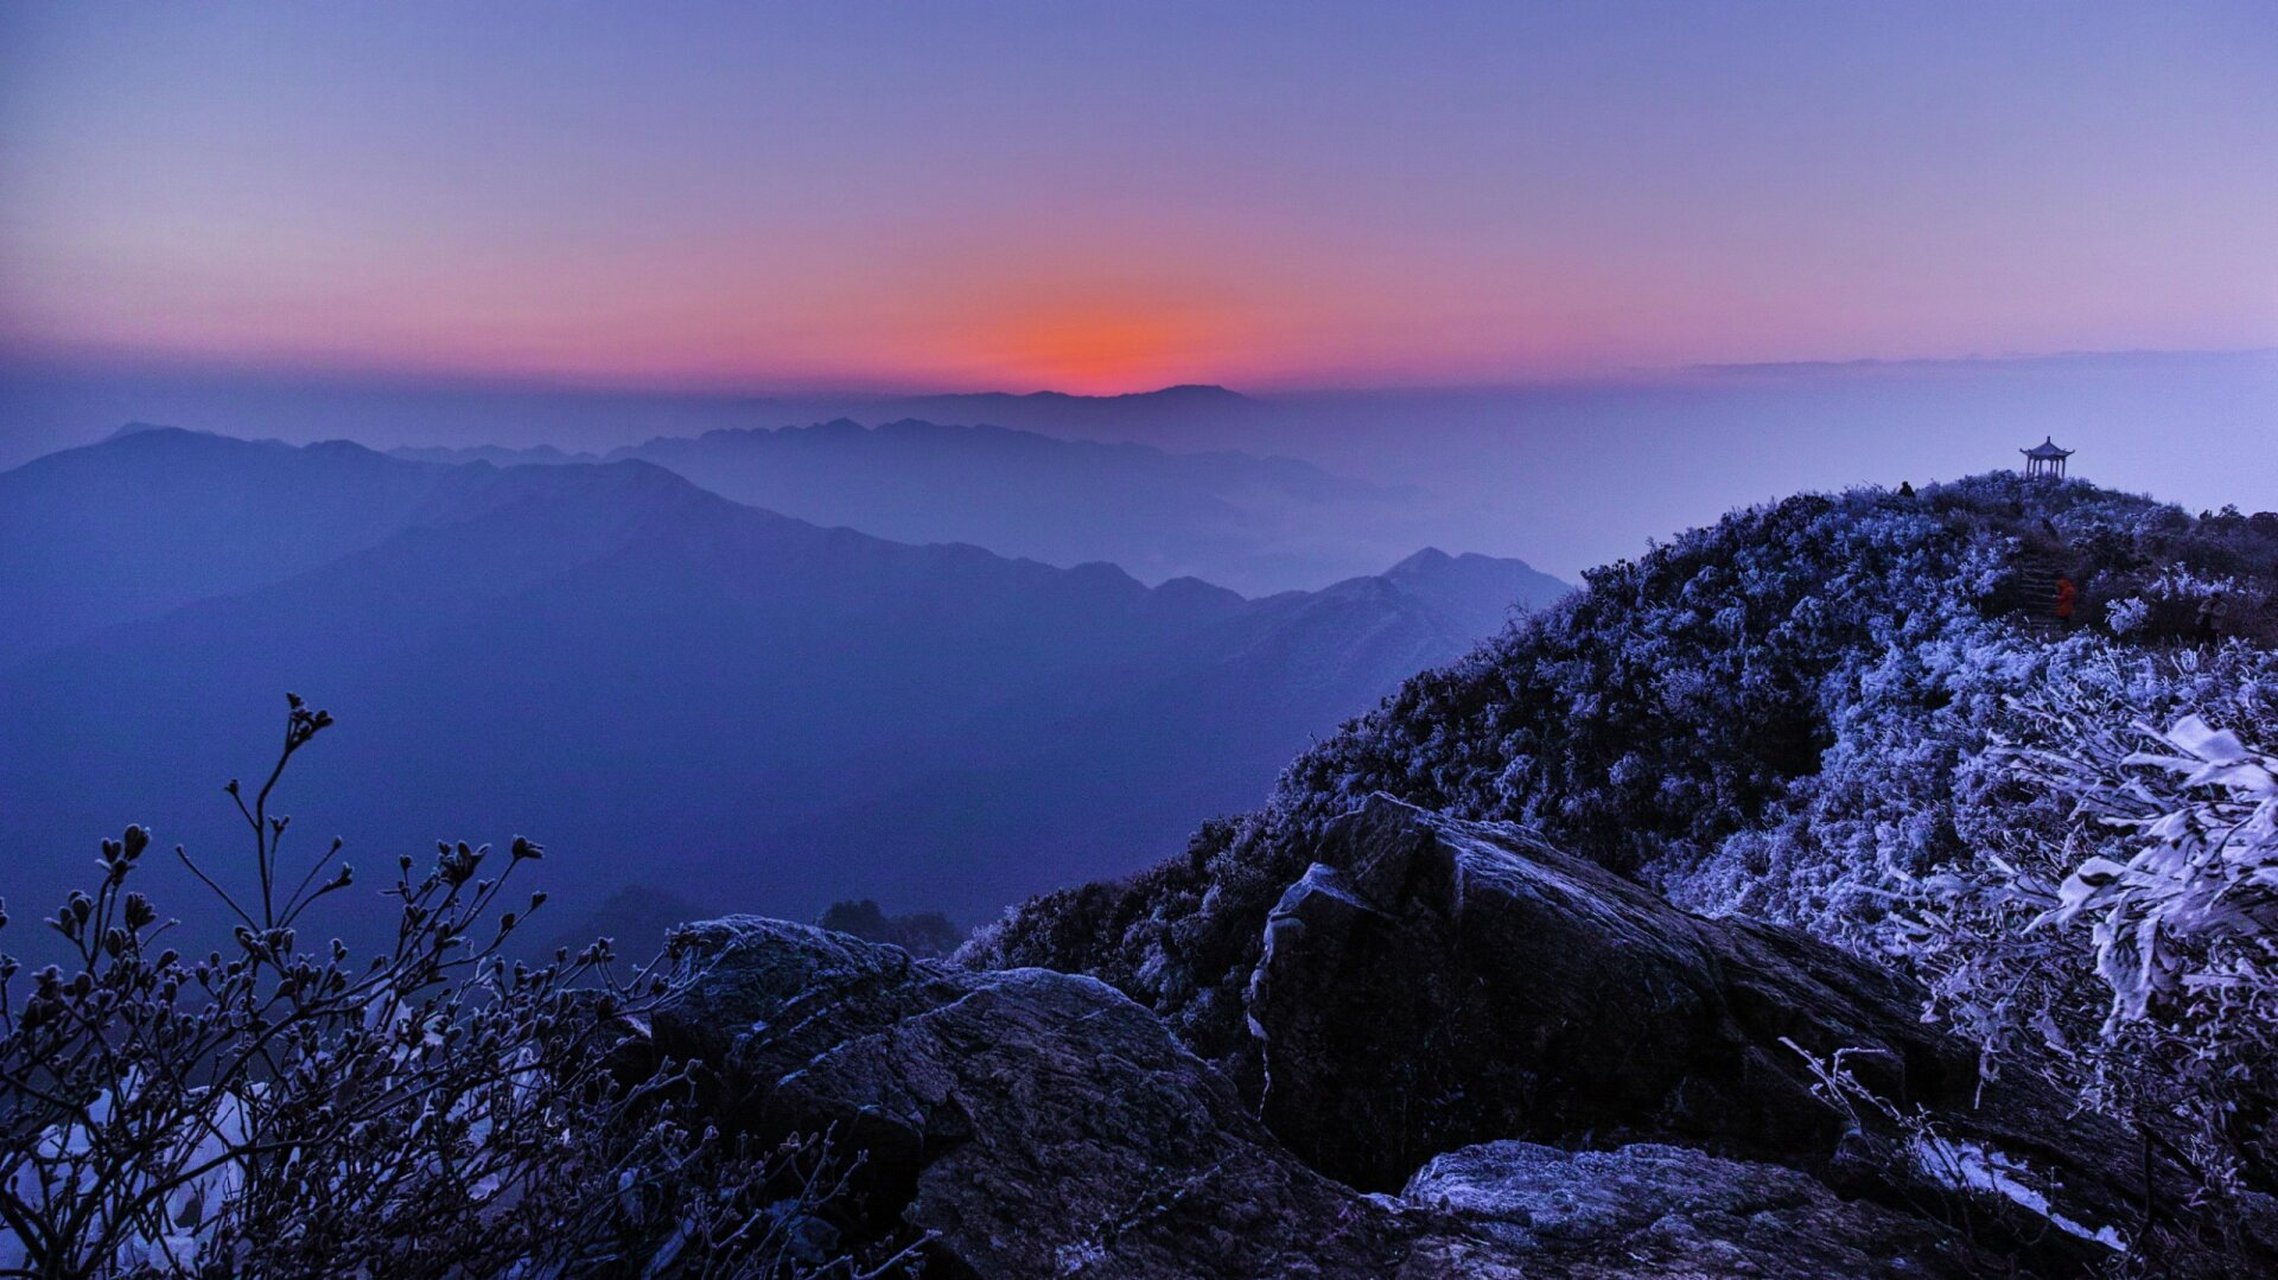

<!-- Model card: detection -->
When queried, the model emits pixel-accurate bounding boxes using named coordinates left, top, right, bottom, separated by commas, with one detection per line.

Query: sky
left=3, top=1, right=2275, bottom=396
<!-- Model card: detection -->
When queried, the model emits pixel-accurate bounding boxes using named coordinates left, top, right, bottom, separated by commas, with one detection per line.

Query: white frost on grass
left=1910, top=1134, right=2127, bottom=1252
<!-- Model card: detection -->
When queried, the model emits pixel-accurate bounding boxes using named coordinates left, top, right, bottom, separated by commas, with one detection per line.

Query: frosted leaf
left=2164, top=715, right=2247, bottom=765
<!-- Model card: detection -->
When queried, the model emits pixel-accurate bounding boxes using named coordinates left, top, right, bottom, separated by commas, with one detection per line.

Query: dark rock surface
left=649, top=917, right=1474, bottom=1278
left=1244, top=795, right=2272, bottom=1276
left=1406, top=1140, right=2002, bottom=1279
left=646, top=802, right=2278, bottom=1277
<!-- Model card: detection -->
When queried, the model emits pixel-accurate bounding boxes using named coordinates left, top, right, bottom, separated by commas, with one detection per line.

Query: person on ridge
left=2055, top=576, right=2077, bottom=630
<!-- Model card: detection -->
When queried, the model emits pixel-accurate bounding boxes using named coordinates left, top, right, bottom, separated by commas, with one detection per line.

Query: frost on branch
left=2022, top=714, right=2278, bottom=1030
left=0, top=699, right=918, bottom=1278
left=1982, top=698, right=2278, bottom=1195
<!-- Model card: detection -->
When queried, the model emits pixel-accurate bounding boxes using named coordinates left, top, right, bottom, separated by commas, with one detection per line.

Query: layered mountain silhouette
left=391, top=415, right=1426, bottom=596
left=718, top=383, right=1259, bottom=445
left=0, top=428, right=1567, bottom=950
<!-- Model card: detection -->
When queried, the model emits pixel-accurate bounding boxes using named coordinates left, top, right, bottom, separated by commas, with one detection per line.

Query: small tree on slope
left=0, top=697, right=919, bottom=1279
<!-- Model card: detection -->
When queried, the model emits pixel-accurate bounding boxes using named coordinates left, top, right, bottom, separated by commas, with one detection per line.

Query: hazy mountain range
left=12, top=353, right=2274, bottom=586
left=0, top=427, right=1567, bottom=952
left=390, top=412, right=1416, bottom=595
left=712, top=383, right=1261, bottom=441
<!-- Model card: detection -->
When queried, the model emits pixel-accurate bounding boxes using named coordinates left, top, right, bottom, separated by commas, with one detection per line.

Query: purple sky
left=3, top=2, right=2274, bottom=395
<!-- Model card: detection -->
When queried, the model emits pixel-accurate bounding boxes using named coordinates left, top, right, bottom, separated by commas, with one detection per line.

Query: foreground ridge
left=647, top=796, right=2271, bottom=1276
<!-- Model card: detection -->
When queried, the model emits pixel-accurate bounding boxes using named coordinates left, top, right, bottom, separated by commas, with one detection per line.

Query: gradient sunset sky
left=2, top=1, right=2273, bottom=395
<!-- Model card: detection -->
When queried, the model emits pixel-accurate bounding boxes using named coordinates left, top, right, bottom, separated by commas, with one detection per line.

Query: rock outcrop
left=645, top=799, right=2277, bottom=1277
left=649, top=917, right=1456, bottom=1278
left=1244, top=795, right=2272, bottom=1276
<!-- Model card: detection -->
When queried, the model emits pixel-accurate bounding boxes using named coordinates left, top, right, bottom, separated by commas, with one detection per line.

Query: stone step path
left=2013, top=551, right=2066, bottom=639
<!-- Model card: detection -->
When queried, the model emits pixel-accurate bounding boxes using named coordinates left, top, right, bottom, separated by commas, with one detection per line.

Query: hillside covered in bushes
left=973, top=472, right=2278, bottom=1254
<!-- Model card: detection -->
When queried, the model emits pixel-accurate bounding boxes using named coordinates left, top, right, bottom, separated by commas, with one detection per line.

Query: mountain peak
left=987, top=384, right=1244, bottom=404
left=107, top=420, right=188, bottom=440
left=1386, top=547, right=1456, bottom=577
left=1120, top=383, right=1244, bottom=402
left=104, top=421, right=228, bottom=444
left=913, top=383, right=1252, bottom=410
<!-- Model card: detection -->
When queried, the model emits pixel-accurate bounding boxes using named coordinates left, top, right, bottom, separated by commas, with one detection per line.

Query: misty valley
left=0, top=423, right=1569, bottom=955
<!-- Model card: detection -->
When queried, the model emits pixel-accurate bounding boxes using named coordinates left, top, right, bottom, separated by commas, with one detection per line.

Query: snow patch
left=1910, top=1135, right=2126, bottom=1252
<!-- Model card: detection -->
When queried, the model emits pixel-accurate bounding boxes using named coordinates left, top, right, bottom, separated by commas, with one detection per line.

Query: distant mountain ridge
left=0, top=428, right=1568, bottom=954
left=390, top=384, right=1256, bottom=464
left=389, top=441, right=600, bottom=466
left=726, top=383, right=1257, bottom=437
left=388, top=415, right=1438, bottom=595
left=0, top=427, right=516, bottom=667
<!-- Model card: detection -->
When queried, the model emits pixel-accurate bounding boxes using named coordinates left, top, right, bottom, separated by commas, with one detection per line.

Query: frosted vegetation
left=973, top=472, right=2278, bottom=1207
left=0, top=700, right=917, bottom=1277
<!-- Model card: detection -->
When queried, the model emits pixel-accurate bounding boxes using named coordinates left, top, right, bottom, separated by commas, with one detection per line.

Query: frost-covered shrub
left=2024, top=714, right=2278, bottom=1026
left=0, top=698, right=919, bottom=1279
left=1971, top=695, right=2278, bottom=1190
left=2098, top=567, right=2256, bottom=645
left=2107, top=595, right=2153, bottom=637
left=1276, top=486, right=2000, bottom=883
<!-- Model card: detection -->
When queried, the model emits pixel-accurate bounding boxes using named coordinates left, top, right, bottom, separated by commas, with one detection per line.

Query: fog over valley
left=0, top=425, right=1566, bottom=957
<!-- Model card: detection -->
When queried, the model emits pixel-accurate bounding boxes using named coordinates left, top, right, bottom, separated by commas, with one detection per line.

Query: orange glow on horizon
left=952, top=305, right=1217, bottom=395
left=17, top=229, right=2236, bottom=397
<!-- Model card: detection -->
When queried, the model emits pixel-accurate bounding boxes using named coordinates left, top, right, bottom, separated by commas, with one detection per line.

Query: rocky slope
left=919, top=474, right=2278, bottom=1275
left=653, top=795, right=2270, bottom=1275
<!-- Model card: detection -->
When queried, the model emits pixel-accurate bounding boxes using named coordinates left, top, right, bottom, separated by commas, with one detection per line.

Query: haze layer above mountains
left=9, top=350, right=2272, bottom=584
left=390, top=410, right=1416, bottom=596
left=0, top=426, right=1567, bottom=954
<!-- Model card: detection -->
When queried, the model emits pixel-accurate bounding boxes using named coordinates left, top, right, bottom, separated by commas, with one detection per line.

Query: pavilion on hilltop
left=2020, top=436, right=2073, bottom=480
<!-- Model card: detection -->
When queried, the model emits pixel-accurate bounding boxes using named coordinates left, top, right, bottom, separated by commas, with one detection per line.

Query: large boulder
left=648, top=916, right=1495, bottom=1278
left=1244, top=795, right=2270, bottom=1276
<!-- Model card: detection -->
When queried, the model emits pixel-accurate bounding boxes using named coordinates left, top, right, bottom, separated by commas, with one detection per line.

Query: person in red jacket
left=2055, top=576, right=2078, bottom=629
